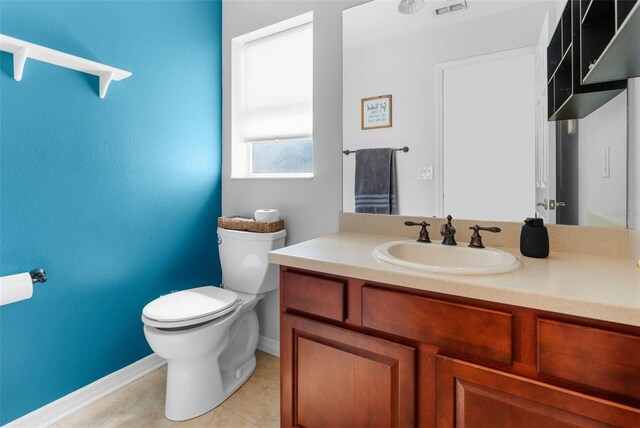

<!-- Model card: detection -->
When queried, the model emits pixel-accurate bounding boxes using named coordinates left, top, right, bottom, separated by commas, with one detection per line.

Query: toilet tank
left=217, top=228, right=286, bottom=294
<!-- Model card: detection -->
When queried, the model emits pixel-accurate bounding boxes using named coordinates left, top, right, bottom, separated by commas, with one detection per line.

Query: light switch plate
left=419, top=165, right=433, bottom=180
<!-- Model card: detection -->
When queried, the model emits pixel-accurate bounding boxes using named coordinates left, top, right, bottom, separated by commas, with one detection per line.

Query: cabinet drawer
left=538, top=319, right=640, bottom=400
left=282, top=270, right=346, bottom=321
left=362, top=286, right=512, bottom=364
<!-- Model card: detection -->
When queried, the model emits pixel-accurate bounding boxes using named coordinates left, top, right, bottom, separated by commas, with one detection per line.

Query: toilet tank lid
left=217, top=227, right=286, bottom=241
left=142, top=286, right=238, bottom=322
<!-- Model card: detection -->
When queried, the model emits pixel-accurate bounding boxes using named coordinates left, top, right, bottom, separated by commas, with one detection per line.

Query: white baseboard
left=2, top=354, right=166, bottom=428
left=257, top=335, right=280, bottom=357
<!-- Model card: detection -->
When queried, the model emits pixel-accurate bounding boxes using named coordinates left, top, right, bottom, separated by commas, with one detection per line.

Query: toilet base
left=165, top=354, right=257, bottom=421
left=161, top=308, right=261, bottom=421
left=143, top=291, right=266, bottom=422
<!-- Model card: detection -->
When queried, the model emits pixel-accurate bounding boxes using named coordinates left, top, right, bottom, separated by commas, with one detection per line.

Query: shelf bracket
left=13, top=46, right=28, bottom=81
left=99, top=72, right=115, bottom=99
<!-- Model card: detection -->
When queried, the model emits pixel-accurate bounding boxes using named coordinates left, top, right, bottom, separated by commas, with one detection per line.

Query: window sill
left=230, top=173, right=314, bottom=180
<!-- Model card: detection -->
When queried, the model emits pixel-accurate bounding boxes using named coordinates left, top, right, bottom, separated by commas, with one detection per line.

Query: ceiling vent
left=430, top=0, right=468, bottom=16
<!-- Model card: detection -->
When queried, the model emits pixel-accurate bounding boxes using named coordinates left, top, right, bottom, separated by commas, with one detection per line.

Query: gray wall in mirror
left=342, top=0, right=634, bottom=228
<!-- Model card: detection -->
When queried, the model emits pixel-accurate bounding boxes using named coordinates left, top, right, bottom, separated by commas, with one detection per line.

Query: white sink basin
left=373, top=240, right=520, bottom=275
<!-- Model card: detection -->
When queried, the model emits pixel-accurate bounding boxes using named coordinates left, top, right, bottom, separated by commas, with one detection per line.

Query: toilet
left=141, top=227, right=286, bottom=421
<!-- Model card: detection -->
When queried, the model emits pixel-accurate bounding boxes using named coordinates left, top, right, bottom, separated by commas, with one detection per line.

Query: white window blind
left=242, top=22, right=313, bottom=143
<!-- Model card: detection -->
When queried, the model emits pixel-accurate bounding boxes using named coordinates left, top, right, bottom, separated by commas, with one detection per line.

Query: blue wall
left=0, top=1, right=222, bottom=423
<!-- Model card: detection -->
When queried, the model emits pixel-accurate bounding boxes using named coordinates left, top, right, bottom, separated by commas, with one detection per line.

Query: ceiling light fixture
left=398, top=0, right=426, bottom=15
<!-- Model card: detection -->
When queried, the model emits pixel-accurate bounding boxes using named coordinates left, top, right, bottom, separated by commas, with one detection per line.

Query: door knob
left=549, top=200, right=566, bottom=210
left=536, top=199, right=548, bottom=210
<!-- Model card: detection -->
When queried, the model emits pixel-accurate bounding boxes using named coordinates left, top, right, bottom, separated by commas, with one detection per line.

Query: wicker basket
left=218, top=216, right=285, bottom=233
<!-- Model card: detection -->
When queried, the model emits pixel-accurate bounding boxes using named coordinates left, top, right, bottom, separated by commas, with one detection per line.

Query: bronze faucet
left=440, top=215, right=457, bottom=245
left=404, top=221, right=431, bottom=243
left=468, top=225, right=502, bottom=248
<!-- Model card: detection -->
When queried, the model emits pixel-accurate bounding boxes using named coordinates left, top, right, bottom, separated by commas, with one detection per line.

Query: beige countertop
left=269, top=232, right=640, bottom=327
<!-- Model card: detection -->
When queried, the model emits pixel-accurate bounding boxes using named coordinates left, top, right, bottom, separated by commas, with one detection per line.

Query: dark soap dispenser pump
left=520, top=217, right=549, bottom=258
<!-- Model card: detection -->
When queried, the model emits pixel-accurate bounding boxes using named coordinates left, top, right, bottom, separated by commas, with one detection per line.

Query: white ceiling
left=343, top=0, right=555, bottom=50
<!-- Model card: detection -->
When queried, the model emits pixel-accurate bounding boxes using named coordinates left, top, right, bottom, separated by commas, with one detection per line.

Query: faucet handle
left=404, top=221, right=431, bottom=243
left=468, top=225, right=501, bottom=248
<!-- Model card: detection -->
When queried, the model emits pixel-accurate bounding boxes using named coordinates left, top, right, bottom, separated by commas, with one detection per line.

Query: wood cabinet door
left=281, top=313, right=416, bottom=428
left=436, top=356, right=640, bottom=428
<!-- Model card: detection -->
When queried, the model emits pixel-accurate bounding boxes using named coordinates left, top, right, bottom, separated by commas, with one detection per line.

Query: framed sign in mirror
left=361, top=94, right=392, bottom=130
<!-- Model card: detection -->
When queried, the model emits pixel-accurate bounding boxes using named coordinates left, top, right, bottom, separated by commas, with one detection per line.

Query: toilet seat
left=142, top=286, right=241, bottom=329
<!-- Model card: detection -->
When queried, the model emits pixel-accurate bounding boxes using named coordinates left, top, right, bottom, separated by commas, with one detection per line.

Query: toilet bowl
left=141, top=228, right=286, bottom=421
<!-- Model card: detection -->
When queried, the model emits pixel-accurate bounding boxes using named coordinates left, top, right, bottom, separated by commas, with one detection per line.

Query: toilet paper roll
left=0, top=273, right=33, bottom=306
left=254, top=209, right=280, bottom=223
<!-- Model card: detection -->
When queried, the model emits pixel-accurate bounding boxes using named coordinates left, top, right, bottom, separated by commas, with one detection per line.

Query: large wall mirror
left=342, top=0, right=629, bottom=228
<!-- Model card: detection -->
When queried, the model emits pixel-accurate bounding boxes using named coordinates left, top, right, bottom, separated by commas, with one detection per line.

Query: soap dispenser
left=520, top=217, right=549, bottom=258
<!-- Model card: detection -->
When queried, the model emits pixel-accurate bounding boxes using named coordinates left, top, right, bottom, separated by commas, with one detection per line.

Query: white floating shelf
left=0, top=34, right=132, bottom=99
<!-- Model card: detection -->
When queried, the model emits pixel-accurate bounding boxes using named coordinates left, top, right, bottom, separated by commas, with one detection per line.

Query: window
left=231, top=13, right=313, bottom=178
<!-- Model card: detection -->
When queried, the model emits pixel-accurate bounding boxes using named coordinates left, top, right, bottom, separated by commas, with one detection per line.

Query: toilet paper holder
left=29, top=268, right=47, bottom=284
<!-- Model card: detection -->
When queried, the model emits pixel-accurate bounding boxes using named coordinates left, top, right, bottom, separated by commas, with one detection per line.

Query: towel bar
left=343, top=146, right=409, bottom=155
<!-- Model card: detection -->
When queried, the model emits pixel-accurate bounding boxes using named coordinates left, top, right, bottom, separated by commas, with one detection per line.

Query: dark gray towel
left=354, top=148, right=397, bottom=214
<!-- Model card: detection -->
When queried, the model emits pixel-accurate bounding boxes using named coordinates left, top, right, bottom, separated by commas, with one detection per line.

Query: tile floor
left=50, top=352, right=280, bottom=428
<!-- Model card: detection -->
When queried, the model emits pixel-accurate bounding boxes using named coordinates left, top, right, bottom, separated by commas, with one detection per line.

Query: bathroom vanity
left=270, top=229, right=640, bottom=427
